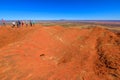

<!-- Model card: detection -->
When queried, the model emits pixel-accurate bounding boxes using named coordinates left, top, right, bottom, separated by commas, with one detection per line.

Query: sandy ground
left=0, top=25, right=120, bottom=80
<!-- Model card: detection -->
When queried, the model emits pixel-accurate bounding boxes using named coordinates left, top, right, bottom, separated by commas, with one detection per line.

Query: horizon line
left=1, top=19, right=120, bottom=21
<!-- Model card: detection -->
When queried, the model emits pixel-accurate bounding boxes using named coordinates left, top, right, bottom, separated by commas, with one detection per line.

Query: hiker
left=12, top=22, right=16, bottom=28
left=25, top=21, right=28, bottom=27
left=30, top=20, right=32, bottom=26
left=1, top=19, right=6, bottom=26
left=32, top=21, right=35, bottom=26
left=21, top=21, right=24, bottom=26
left=17, top=20, right=21, bottom=28
left=18, top=20, right=21, bottom=27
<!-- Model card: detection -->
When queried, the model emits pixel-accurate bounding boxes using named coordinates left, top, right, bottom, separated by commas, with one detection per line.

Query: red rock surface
left=0, top=26, right=120, bottom=80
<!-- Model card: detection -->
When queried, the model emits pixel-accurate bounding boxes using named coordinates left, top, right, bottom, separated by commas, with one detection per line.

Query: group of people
left=12, top=20, right=34, bottom=28
left=0, top=19, right=35, bottom=27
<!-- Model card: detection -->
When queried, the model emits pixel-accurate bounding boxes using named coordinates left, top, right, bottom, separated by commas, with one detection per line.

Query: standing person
left=1, top=18, right=6, bottom=26
left=17, top=20, right=21, bottom=28
left=12, top=22, right=16, bottom=28
left=19, top=20, right=21, bottom=27
left=30, top=20, right=32, bottom=27
left=32, top=20, right=35, bottom=26
left=25, top=20, right=28, bottom=27
left=21, top=21, right=24, bottom=27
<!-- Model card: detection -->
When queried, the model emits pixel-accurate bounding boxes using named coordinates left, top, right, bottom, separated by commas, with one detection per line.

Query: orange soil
left=0, top=25, right=120, bottom=80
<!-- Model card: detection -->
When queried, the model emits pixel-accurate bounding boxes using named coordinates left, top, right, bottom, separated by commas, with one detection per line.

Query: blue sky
left=0, top=0, right=120, bottom=20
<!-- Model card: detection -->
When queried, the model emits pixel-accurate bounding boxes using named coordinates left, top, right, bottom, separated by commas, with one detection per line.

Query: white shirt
left=12, top=22, right=15, bottom=25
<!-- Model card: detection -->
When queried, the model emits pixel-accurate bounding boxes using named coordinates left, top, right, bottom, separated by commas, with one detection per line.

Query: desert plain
left=0, top=21, right=120, bottom=80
